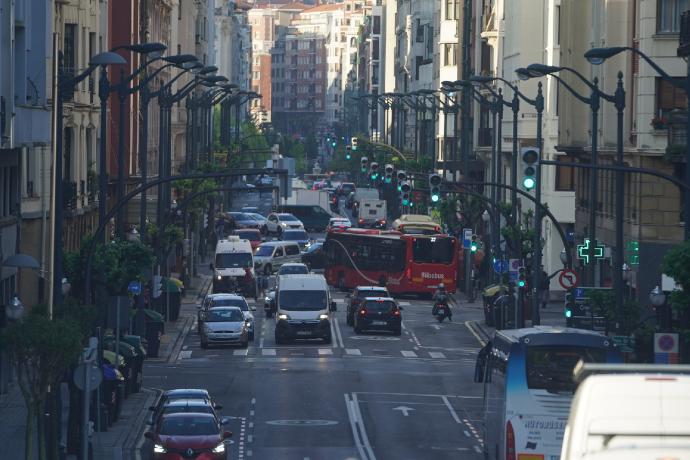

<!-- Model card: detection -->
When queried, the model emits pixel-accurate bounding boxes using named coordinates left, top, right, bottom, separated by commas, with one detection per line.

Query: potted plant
left=651, top=116, right=668, bottom=130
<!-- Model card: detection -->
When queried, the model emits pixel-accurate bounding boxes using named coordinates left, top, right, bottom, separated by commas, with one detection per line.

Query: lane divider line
left=464, top=321, right=488, bottom=347
left=351, top=393, right=376, bottom=460
left=441, top=396, right=462, bottom=424
left=344, top=393, right=376, bottom=460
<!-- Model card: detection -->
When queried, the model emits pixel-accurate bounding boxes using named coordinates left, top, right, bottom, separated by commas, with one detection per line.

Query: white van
left=357, top=198, right=387, bottom=228
left=274, top=274, right=337, bottom=344
left=561, top=363, right=690, bottom=460
left=253, top=241, right=301, bottom=275
left=211, top=236, right=255, bottom=296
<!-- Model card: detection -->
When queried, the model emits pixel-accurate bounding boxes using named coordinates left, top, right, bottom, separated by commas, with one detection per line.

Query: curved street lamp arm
left=478, top=76, right=536, bottom=106
left=550, top=74, right=592, bottom=105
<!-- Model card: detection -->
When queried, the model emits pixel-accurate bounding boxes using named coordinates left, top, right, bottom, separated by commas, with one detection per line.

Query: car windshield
left=526, top=345, right=607, bottom=394
left=364, top=300, right=395, bottom=312
left=206, top=309, right=245, bottom=322
left=358, top=289, right=388, bottom=299
left=213, top=298, right=248, bottom=310
left=255, top=245, right=275, bottom=257
left=248, top=213, right=265, bottom=221
left=215, top=252, right=252, bottom=269
left=279, top=265, right=309, bottom=275
left=231, top=213, right=251, bottom=220
left=161, top=405, right=213, bottom=417
left=283, top=230, right=308, bottom=240
left=279, top=214, right=299, bottom=222
left=305, top=243, right=322, bottom=253
left=159, top=416, right=218, bottom=436
left=279, top=290, right=327, bottom=311
left=235, top=231, right=260, bottom=240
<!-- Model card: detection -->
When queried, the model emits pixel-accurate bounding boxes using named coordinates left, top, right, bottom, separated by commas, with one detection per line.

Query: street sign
left=577, top=239, right=605, bottom=264
left=573, top=287, right=585, bottom=299
left=493, top=259, right=509, bottom=274
left=611, top=335, right=636, bottom=353
left=654, top=333, right=679, bottom=364
left=508, top=259, right=520, bottom=282
left=462, top=228, right=472, bottom=249
left=558, top=269, right=579, bottom=290
left=73, top=363, right=102, bottom=392
left=127, top=280, right=142, bottom=295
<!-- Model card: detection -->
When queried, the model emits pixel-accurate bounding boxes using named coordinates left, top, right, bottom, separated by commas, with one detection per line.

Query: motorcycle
left=433, top=301, right=451, bottom=323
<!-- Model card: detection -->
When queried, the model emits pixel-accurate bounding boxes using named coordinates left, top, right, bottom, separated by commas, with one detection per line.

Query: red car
left=145, top=412, right=232, bottom=460
left=232, top=229, right=262, bottom=250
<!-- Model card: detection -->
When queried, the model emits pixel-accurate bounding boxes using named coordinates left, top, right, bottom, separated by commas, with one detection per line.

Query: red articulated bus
left=323, top=228, right=458, bottom=297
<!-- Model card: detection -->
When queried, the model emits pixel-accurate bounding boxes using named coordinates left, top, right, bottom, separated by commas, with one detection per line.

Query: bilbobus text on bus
left=323, top=228, right=458, bottom=296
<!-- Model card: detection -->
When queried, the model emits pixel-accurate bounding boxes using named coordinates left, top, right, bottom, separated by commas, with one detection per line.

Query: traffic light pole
left=531, top=82, right=544, bottom=326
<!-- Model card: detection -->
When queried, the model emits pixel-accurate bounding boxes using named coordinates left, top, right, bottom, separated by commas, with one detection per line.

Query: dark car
left=228, top=212, right=261, bottom=230
left=148, top=389, right=219, bottom=425
left=301, top=242, right=326, bottom=270
left=353, top=297, right=402, bottom=336
left=338, top=182, right=356, bottom=196
left=279, top=229, right=310, bottom=250
left=346, top=286, right=390, bottom=326
left=145, top=412, right=232, bottom=460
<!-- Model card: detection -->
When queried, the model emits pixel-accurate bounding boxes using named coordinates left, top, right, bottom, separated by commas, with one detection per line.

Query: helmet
left=438, top=283, right=445, bottom=289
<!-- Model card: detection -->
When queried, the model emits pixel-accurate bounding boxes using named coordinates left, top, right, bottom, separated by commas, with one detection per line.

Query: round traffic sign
left=73, top=363, right=102, bottom=392
left=559, top=269, right=580, bottom=289
left=657, top=334, right=676, bottom=352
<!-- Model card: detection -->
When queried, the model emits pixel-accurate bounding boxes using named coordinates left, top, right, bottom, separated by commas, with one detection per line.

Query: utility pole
left=460, top=0, right=473, bottom=301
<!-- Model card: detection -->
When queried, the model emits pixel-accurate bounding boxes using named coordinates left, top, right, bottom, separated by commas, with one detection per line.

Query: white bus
left=474, top=326, right=622, bottom=460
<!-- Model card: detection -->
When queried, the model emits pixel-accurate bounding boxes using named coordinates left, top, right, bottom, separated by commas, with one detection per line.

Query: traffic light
left=521, top=147, right=539, bottom=190
left=370, top=162, right=379, bottom=181
left=396, top=170, right=406, bottom=191
left=518, top=267, right=527, bottom=288
left=332, top=140, right=337, bottom=147
left=564, top=292, right=574, bottom=319
left=384, top=164, right=394, bottom=183
left=153, top=275, right=163, bottom=299
left=400, top=181, right=411, bottom=205
left=351, top=137, right=359, bottom=151
left=470, top=234, right=479, bottom=253
left=360, top=156, right=369, bottom=172
left=429, top=173, right=442, bottom=203
left=345, top=146, right=352, bottom=160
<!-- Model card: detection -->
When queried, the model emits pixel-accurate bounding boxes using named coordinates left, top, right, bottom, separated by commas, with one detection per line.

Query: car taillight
left=506, top=420, right=515, bottom=460
left=379, top=219, right=386, bottom=224
left=392, top=309, right=400, bottom=317
left=359, top=308, right=367, bottom=316
left=358, top=218, right=364, bottom=224
left=435, top=226, right=440, bottom=232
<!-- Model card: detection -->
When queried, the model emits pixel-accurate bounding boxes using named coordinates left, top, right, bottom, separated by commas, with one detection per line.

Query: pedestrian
left=539, top=266, right=550, bottom=309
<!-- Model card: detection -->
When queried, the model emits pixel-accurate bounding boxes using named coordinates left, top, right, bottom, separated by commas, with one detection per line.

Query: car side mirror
left=220, top=417, right=230, bottom=425
left=222, top=431, right=233, bottom=439
left=330, top=301, right=337, bottom=312
left=144, top=431, right=155, bottom=440
left=250, top=306, right=257, bottom=311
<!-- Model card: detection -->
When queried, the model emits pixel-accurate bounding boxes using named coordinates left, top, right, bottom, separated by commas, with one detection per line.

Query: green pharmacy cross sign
left=577, top=239, right=605, bottom=264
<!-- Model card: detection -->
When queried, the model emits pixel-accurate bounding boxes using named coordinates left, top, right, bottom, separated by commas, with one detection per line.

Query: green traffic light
left=470, top=243, right=478, bottom=253
left=523, top=177, right=536, bottom=190
left=385, top=177, right=392, bottom=183
left=361, top=167, right=367, bottom=172
left=346, top=154, right=351, bottom=160
left=397, top=185, right=402, bottom=192
left=518, top=279, right=526, bottom=288
left=565, top=309, right=573, bottom=318
left=402, top=199, right=409, bottom=205
left=332, top=142, right=337, bottom=147
left=431, top=195, right=440, bottom=203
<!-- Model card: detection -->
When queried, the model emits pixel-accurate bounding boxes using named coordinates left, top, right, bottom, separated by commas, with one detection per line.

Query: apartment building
left=215, top=1, right=252, bottom=93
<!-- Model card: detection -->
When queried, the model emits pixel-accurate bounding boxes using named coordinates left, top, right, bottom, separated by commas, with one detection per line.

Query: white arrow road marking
left=432, top=325, right=441, bottom=330
left=234, top=349, right=248, bottom=356
left=393, top=406, right=414, bottom=416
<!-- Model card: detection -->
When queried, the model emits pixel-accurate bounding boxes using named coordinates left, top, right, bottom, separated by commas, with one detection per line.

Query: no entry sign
left=558, top=269, right=579, bottom=289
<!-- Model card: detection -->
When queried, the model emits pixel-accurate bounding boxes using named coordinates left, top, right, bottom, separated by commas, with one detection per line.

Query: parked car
left=232, top=229, right=262, bottom=250
left=301, top=242, right=326, bottom=270
left=253, top=241, right=302, bottom=275
left=279, top=229, right=311, bottom=250
left=199, top=293, right=255, bottom=340
left=326, top=217, right=351, bottom=232
left=346, top=286, right=390, bottom=326
left=145, top=412, right=232, bottom=460
left=227, top=212, right=261, bottom=230
left=199, top=306, right=250, bottom=349
left=277, top=263, right=310, bottom=276
left=147, top=389, right=219, bottom=425
left=353, top=297, right=402, bottom=335
left=265, top=212, right=304, bottom=235
left=245, top=212, right=268, bottom=234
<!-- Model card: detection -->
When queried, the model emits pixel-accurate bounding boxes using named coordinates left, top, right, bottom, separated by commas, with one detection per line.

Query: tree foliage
left=0, top=310, right=84, bottom=460
left=662, top=241, right=690, bottom=328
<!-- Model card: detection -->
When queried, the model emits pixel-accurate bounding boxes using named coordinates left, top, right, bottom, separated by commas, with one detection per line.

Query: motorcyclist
left=432, top=283, right=452, bottom=320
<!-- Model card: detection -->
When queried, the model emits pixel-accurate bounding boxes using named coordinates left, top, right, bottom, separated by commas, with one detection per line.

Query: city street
left=140, top=274, right=486, bottom=460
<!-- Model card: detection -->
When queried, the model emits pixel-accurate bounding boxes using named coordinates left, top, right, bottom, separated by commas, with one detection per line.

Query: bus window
left=526, top=346, right=606, bottom=394
left=412, top=238, right=455, bottom=264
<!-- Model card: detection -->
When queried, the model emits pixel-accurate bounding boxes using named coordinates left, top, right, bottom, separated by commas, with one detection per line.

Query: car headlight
left=265, top=296, right=272, bottom=302
left=280, top=222, right=288, bottom=227
left=212, top=442, right=225, bottom=453
left=278, top=313, right=289, bottom=320
left=319, top=314, right=329, bottom=320
left=216, top=275, right=222, bottom=280
left=153, top=444, right=166, bottom=453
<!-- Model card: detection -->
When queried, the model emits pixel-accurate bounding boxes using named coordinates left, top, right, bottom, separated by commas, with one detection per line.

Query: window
left=285, top=244, right=300, bottom=256
left=63, top=24, right=77, bottom=73
left=443, top=43, right=457, bottom=66
left=412, top=238, right=455, bottom=264
left=373, top=15, right=381, bottom=34
left=555, top=156, right=575, bottom=191
left=446, top=0, right=460, bottom=20
left=415, top=19, right=424, bottom=42
left=658, top=0, right=690, bottom=33
left=656, top=77, right=687, bottom=120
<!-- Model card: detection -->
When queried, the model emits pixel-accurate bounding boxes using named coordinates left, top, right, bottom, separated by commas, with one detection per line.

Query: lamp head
left=88, top=51, right=127, bottom=66
left=199, top=65, right=218, bottom=75
left=203, top=75, right=228, bottom=84
left=515, top=67, right=531, bottom=81
left=526, top=63, right=562, bottom=77
left=649, top=285, right=666, bottom=307
left=441, top=80, right=455, bottom=88
left=584, top=47, right=627, bottom=65
left=187, top=61, right=204, bottom=73
left=124, top=42, right=167, bottom=57
left=163, top=54, right=198, bottom=66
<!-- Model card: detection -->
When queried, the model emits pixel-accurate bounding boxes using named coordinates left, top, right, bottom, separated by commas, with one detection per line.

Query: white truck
left=285, top=189, right=331, bottom=213
left=358, top=198, right=387, bottom=229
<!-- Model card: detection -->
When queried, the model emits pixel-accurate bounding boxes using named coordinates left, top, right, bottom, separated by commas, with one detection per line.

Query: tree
left=662, top=241, right=690, bottom=330
left=0, top=311, right=83, bottom=460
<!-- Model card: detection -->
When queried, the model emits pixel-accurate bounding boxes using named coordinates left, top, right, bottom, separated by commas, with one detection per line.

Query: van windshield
left=526, top=345, right=607, bottom=394
left=279, top=290, right=327, bottom=311
left=216, top=252, right=252, bottom=269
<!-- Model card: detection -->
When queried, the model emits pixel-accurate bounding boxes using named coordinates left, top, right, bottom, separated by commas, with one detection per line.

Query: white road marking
left=464, top=320, right=487, bottom=346
left=262, top=348, right=276, bottom=356
left=182, top=345, right=188, bottom=350
left=474, top=445, right=482, bottom=453
left=429, top=352, right=446, bottom=359
left=334, top=317, right=345, bottom=348
left=234, top=349, right=248, bottom=356
left=178, top=350, right=192, bottom=359
left=401, top=350, right=418, bottom=358
left=432, top=324, right=441, bottom=330
left=259, top=337, right=264, bottom=349
left=442, top=396, right=462, bottom=424
left=346, top=393, right=376, bottom=460
left=356, top=391, right=482, bottom=399
left=398, top=301, right=411, bottom=306
left=392, top=406, right=414, bottom=416
left=247, top=435, right=253, bottom=443
left=318, top=348, right=333, bottom=355
left=345, top=348, right=361, bottom=355
left=464, top=430, right=471, bottom=437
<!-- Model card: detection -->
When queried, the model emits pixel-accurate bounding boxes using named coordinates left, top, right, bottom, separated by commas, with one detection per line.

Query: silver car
left=200, top=306, right=249, bottom=349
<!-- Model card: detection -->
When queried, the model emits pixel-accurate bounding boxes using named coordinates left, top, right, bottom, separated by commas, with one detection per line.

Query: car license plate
left=296, top=331, right=311, bottom=336
left=372, top=321, right=387, bottom=326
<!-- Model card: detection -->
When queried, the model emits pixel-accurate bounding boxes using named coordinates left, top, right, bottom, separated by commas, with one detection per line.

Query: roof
left=495, top=325, right=614, bottom=348
left=159, top=411, right=215, bottom=420
left=164, top=389, right=209, bottom=397
left=278, top=273, right=327, bottom=289
left=208, top=305, right=244, bottom=312
left=355, top=286, right=388, bottom=291
left=259, top=240, right=299, bottom=247
left=363, top=296, right=395, bottom=302
left=301, top=3, right=344, bottom=14
left=163, top=398, right=211, bottom=407
left=280, top=262, right=308, bottom=267
left=207, top=293, right=245, bottom=300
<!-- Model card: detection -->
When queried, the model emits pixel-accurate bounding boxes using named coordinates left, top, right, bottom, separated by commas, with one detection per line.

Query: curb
left=166, top=315, right=194, bottom=364
left=123, top=387, right=161, bottom=460
left=465, top=320, right=491, bottom=346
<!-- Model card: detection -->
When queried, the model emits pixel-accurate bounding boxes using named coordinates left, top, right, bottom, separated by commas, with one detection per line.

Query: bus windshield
left=412, top=238, right=455, bottom=264
left=279, top=290, right=327, bottom=311
left=526, top=345, right=607, bottom=394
